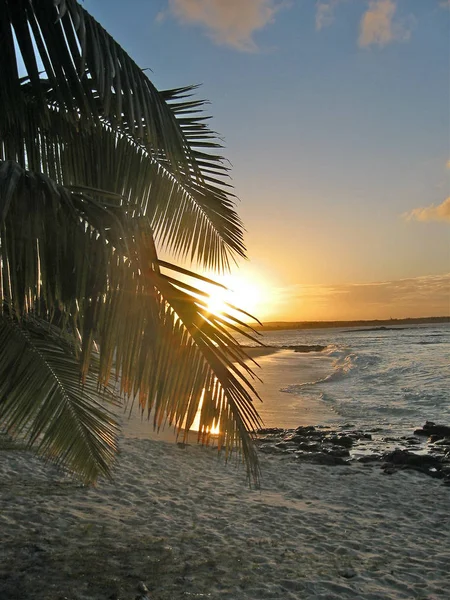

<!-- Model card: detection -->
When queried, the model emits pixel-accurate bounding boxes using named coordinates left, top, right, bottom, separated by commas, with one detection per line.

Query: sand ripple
left=1, top=436, right=449, bottom=599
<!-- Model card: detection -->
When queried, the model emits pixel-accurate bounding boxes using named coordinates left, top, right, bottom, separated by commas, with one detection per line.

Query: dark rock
left=294, top=451, right=349, bottom=466
left=295, top=442, right=322, bottom=452
left=257, top=435, right=283, bottom=443
left=274, top=441, right=301, bottom=451
left=294, top=425, right=317, bottom=435
left=381, top=449, right=446, bottom=479
left=383, top=449, right=440, bottom=467
left=414, top=422, right=450, bottom=438
left=256, top=427, right=285, bottom=435
left=430, top=434, right=449, bottom=443
left=433, top=439, right=450, bottom=447
left=340, top=569, right=357, bottom=579
left=357, top=454, right=382, bottom=463
left=282, top=344, right=327, bottom=353
left=324, top=446, right=350, bottom=458
left=137, top=582, right=149, bottom=594
left=327, top=435, right=354, bottom=448
left=259, top=444, right=288, bottom=455
left=401, top=437, right=421, bottom=445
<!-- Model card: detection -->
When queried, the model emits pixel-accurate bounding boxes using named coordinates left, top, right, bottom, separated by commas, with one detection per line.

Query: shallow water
left=240, top=323, right=450, bottom=437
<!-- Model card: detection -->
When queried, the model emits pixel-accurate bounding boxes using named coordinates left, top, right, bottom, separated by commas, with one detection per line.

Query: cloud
left=316, top=1, right=338, bottom=31
left=163, top=0, right=281, bottom=51
left=440, top=0, right=450, bottom=9
left=404, top=198, right=450, bottom=224
left=281, top=274, right=450, bottom=320
left=359, top=0, right=414, bottom=47
left=446, top=159, right=450, bottom=169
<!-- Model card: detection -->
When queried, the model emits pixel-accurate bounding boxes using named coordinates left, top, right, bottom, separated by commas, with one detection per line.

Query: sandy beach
left=1, top=422, right=449, bottom=600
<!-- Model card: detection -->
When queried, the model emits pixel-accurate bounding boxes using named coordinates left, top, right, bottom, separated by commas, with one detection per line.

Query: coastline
left=1, top=424, right=449, bottom=599
left=253, top=316, right=450, bottom=332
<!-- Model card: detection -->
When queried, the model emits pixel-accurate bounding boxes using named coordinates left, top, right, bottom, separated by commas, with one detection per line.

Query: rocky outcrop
left=255, top=422, right=450, bottom=484
left=281, top=345, right=327, bottom=353
left=254, top=425, right=372, bottom=467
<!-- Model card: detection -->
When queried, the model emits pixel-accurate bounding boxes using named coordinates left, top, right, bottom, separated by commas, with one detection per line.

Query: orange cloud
left=163, top=0, right=280, bottom=51
left=277, top=274, right=450, bottom=321
left=359, top=0, right=413, bottom=47
left=404, top=198, right=450, bottom=224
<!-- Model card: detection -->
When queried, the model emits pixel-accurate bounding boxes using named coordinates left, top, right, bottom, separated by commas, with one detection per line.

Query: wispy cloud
left=404, top=198, right=450, bottom=224
left=359, top=0, right=414, bottom=48
left=280, top=274, right=450, bottom=320
left=440, top=0, right=450, bottom=9
left=161, top=0, right=281, bottom=51
left=315, top=1, right=340, bottom=31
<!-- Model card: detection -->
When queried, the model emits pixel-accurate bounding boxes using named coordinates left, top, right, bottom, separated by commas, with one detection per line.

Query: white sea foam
left=254, top=323, right=450, bottom=437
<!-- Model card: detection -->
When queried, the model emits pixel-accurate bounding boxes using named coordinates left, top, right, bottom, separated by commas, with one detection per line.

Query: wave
left=281, top=350, right=358, bottom=394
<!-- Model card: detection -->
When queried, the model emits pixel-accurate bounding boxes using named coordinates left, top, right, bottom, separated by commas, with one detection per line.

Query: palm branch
left=0, top=0, right=263, bottom=483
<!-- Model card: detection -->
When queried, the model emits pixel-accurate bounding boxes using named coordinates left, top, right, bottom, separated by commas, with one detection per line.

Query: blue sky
left=85, top=0, right=449, bottom=320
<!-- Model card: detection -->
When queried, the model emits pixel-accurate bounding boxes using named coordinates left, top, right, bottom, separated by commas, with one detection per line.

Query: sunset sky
left=86, top=0, right=449, bottom=321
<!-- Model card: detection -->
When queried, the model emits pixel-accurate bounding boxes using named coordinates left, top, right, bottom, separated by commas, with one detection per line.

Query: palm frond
left=0, top=0, right=246, bottom=270
left=0, top=1, right=264, bottom=484
left=0, top=162, right=263, bottom=482
left=0, top=314, right=119, bottom=483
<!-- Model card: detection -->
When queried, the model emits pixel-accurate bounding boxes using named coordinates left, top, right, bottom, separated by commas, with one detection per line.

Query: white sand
left=1, top=428, right=449, bottom=600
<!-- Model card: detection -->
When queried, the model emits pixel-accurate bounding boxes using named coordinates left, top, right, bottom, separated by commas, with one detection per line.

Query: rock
left=294, top=451, right=349, bottom=466
left=259, top=444, right=288, bottom=455
left=294, top=425, right=317, bottom=435
left=327, top=435, right=353, bottom=448
left=340, top=569, right=357, bottom=579
left=257, top=435, right=283, bottom=443
left=357, top=454, right=382, bottom=463
left=282, top=344, right=327, bottom=353
left=137, top=582, right=149, bottom=594
left=433, top=439, right=450, bottom=447
left=324, top=446, right=350, bottom=458
left=414, top=422, right=450, bottom=438
left=381, top=449, right=445, bottom=479
left=401, top=437, right=421, bottom=445
left=383, top=449, right=440, bottom=467
left=256, top=427, right=284, bottom=435
left=295, top=442, right=322, bottom=452
left=274, top=441, right=295, bottom=450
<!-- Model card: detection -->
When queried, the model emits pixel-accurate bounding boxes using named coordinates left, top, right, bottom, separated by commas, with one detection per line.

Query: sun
left=203, top=273, right=264, bottom=320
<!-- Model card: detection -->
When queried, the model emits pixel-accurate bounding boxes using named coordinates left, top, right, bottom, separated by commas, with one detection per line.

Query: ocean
left=241, top=323, right=450, bottom=440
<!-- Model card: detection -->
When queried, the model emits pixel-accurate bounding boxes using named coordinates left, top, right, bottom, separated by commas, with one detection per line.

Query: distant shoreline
left=251, top=316, right=450, bottom=332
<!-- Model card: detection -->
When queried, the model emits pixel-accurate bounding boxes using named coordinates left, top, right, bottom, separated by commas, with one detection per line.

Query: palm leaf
left=0, top=162, right=263, bottom=482
left=0, top=314, right=119, bottom=483
left=0, top=0, right=245, bottom=270
left=0, top=1, right=265, bottom=484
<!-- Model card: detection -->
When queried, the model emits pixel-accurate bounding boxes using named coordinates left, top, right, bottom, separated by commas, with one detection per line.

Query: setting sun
left=202, top=272, right=266, bottom=321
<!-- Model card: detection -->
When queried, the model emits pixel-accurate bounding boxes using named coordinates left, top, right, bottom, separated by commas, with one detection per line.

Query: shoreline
left=252, top=316, right=450, bottom=332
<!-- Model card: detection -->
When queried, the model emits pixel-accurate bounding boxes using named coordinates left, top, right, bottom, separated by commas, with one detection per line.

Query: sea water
left=240, top=323, right=450, bottom=438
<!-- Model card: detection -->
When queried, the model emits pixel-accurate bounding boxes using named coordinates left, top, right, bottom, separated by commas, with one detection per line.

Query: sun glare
left=204, top=274, right=264, bottom=320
